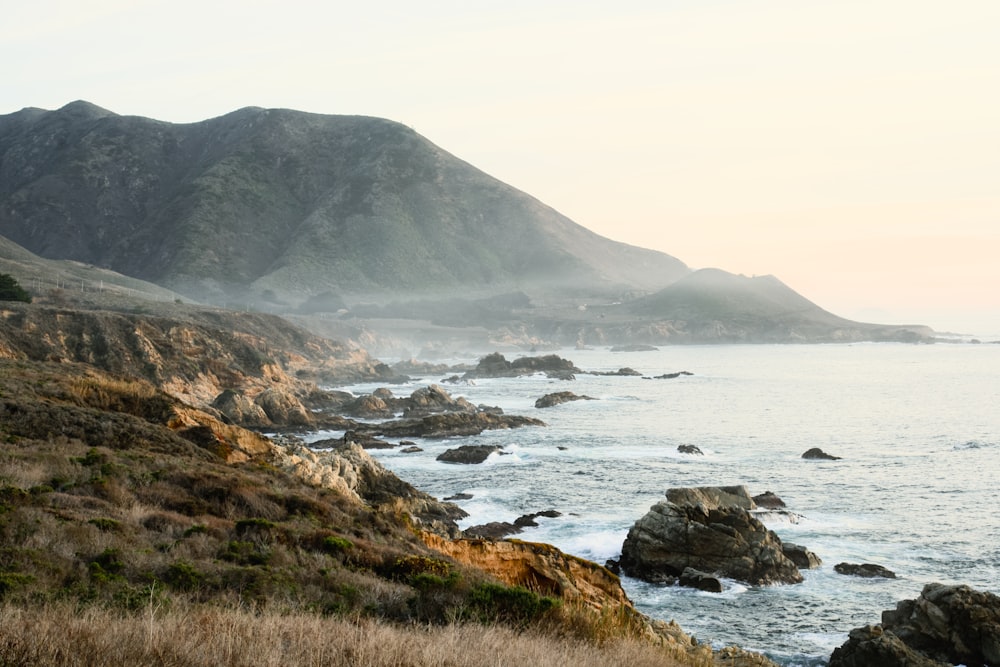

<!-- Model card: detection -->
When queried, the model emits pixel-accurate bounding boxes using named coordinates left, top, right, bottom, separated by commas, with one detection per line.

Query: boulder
left=401, top=384, right=476, bottom=418
left=254, top=388, right=313, bottom=426
left=829, top=583, right=1000, bottom=667
left=834, top=562, right=896, bottom=578
left=464, top=352, right=581, bottom=379
left=619, top=485, right=803, bottom=586
left=679, top=567, right=724, bottom=593
left=341, top=394, right=394, bottom=419
left=677, top=444, right=703, bottom=455
left=802, top=447, right=842, bottom=460
left=782, top=543, right=822, bottom=569
left=752, top=491, right=786, bottom=508
left=645, top=371, right=694, bottom=380
left=436, top=444, right=504, bottom=464
left=534, top=391, right=595, bottom=409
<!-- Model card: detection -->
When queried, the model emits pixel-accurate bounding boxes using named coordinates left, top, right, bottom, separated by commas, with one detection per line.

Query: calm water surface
left=325, top=343, right=1000, bottom=666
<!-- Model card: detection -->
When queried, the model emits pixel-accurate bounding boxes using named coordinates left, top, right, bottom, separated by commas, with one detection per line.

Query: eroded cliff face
left=420, top=533, right=779, bottom=667
left=0, top=304, right=383, bottom=424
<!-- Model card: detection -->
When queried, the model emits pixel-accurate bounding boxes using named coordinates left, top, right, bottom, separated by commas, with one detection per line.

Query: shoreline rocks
left=436, top=444, right=504, bottom=464
left=534, top=391, right=596, bottom=408
left=619, top=485, right=804, bottom=586
left=829, top=583, right=1000, bottom=666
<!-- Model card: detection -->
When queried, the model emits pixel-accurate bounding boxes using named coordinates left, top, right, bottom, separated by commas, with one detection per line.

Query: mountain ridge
left=0, top=102, right=689, bottom=304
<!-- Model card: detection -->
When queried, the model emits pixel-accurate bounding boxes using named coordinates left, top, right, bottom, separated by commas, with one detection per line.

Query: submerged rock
left=802, top=447, right=842, bottom=460
left=679, top=567, right=724, bottom=593
left=677, top=444, right=703, bottom=455
left=619, top=485, right=803, bottom=586
left=834, top=562, right=896, bottom=578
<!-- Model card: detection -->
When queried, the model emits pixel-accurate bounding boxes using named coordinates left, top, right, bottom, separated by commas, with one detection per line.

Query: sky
left=3, top=0, right=999, bottom=334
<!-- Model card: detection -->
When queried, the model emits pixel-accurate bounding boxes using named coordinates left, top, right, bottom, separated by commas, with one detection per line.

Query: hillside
left=0, top=101, right=689, bottom=305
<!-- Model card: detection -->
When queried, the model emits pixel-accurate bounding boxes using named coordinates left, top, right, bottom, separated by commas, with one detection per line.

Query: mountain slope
left=618, top=269, right=933, bottom=342
left=0, top=101, right=688, bottom=303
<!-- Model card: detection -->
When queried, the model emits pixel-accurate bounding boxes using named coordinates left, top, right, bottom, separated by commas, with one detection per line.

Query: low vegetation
left=0, top=360, right=707, bottom=666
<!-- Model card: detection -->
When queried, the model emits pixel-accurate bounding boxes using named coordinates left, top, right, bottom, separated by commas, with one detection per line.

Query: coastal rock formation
left=358, top=411, right=544, bottom=438
left=677, top=444, right=704, bottom=455
left=422, top=533, right=779, bottom=667
left=835, top=562, right=896, bottom=578
left=679, top=568, right=723, bottom=593
left=401, top=384, right=477, bottom=417
left=211, top=389, right=270, bottom=427
left=619, top=485, right=803, bottom=586
left=803, top=447, right=842, bottom=460
left=271, top=438, right=466, bottom=538
left=463, top=352, right=581, bottom=379
left=829, top=583, right=1000, bottom=667
left=464, top=510, right=562, bottom=540
left=534, top=391, right=595, bottom=409
left=436, top=445, right=503, bottom=464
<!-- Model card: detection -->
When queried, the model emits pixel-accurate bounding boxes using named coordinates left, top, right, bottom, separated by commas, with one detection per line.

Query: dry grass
left=0, top=602, right=702, bottom=667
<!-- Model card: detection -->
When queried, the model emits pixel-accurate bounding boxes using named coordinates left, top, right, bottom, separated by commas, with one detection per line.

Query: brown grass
left=0, top=602, right=704, bottom=667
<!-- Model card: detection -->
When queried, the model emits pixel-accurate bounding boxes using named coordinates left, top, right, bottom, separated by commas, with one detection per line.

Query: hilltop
left=0, top=101, right=687, bottom=306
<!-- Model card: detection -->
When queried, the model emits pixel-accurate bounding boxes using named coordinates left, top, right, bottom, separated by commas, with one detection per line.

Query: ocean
left=315, top=342, right=1000, bottom=666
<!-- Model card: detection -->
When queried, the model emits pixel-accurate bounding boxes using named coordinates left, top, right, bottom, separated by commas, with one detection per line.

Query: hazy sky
left=4, top=1, right=999, bottom=334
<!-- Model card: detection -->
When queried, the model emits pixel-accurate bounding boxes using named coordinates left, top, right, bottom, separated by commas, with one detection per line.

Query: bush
left=163, top=561, right=204, bottom=591
left=0, top=273, right=31, bottom=303
left=469, top=583, right=560, bottom=628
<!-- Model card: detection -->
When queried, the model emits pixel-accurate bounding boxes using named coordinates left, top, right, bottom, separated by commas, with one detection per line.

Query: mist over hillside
left=0, top=102, right=933, bottom=348
left=0, top=101, right=688, bottom=306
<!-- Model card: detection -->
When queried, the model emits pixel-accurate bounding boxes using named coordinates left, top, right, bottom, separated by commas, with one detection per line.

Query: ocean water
left=321, top=343, right=1000, bottom=666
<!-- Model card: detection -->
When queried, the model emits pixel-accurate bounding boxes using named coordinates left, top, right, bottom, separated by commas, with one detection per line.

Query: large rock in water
left=619, top=485, right=803, bottom=586
left=829, top=583, right=1000, bottom=667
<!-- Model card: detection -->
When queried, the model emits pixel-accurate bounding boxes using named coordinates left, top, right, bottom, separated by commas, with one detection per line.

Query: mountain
left=616, top=268, right=933, bottom=342
left=0, top=101, right=688, bottom=304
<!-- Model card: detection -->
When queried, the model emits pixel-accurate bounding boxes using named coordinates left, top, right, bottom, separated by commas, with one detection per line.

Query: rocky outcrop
left=619, top=485, right=803, bottom=586
left=211, top=389, right=270, bottom=427
left=829, top=583, right=1000, bottom=667
left=422, top=533, right=779, bottom=667
left=400, top=384, right=477, bottom=417
left=255, top=388, right=313, bottom=426
left=677, top=444, right=703, bottom=455
left=803, top=447, right=841, bottom=460
left=357, top=411, right=544, bottom=438
left=534, top=391, right=595, bottom=409
left=835, top=562, right=896, bottom=578
left=679, top=568, right=723, bottom=592
left=436, top=445, right=504, bottom=464
left=464, top=510, right=561, bottom=540
left=270, top=437, right=466, bottom=538
left=645, top=371, right=694, bottom=380
left=463, top=352, right=580, bottom=379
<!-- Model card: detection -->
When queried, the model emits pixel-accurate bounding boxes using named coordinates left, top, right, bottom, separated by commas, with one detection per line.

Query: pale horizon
left=4, top=1, right=998, bottom=335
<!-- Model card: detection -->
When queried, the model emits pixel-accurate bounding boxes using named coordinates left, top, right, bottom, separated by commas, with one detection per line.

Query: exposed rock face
left=464, top=510, right=562, bottom=540
left=270, top=438, right=466, bottom=538
left=211, top=389, right=270, bottom=427
left=255, top=388, right=313, bottom=426
left=803, top=447, right=842, bottom=460
left=619, top=485, right=803, bottom=586
left=835, top=562, right=896, bottom=578
left=534, top=391, right=595, bottom=408
left=436, top=445, right=503, bottom=464
left=341, top=394, right=394, bottom=419
left=829, top=583, right=1000, bottom=667
left=421, top=533, right=779, bottom=667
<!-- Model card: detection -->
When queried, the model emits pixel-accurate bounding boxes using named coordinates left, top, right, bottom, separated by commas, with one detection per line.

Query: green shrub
left=322, top=535, right=354, bottom=554
left=163, top=561, right=204, bottom=591
left=0, top=273, right=31, bottom=303
left=469, top=583, right=560, bottom=628
left=88, top=518, right=121, bottom=532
